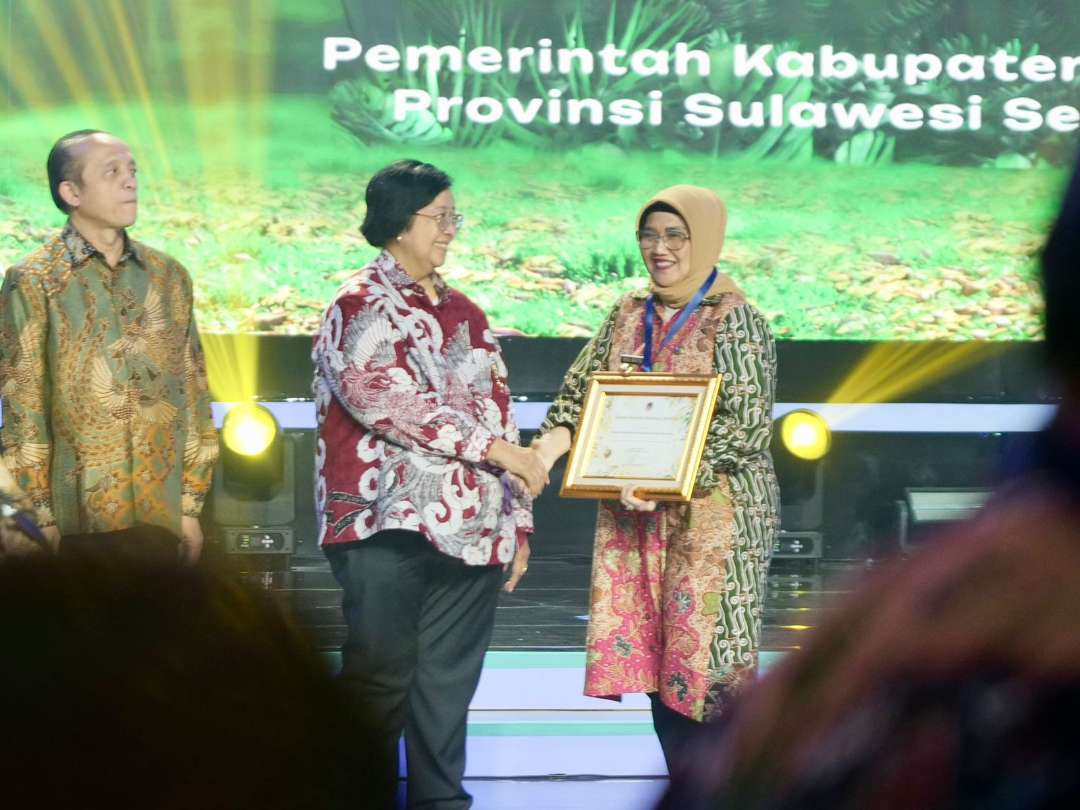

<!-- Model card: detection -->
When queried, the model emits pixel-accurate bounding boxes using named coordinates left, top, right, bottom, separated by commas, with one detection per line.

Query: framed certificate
left=560, top=372, right=721, bottom=502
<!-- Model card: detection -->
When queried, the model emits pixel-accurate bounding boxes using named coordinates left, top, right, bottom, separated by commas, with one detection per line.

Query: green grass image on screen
left=0, top=98, right=1057, bottom=339
left=2, top=0, right=1074, bottom=338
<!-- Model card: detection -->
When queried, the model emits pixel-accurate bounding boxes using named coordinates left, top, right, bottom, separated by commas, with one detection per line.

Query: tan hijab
left=637, top=184, right=743, bottom=308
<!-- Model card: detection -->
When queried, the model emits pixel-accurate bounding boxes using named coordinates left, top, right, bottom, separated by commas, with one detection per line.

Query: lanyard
left=642, top=268, right=717, bottom=372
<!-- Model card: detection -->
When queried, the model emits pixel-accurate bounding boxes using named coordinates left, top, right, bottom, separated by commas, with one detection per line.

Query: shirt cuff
left=461, top=424, right=497, bottom=465
left=30, top=502, right=55, bottom=528
left=181, top=491, right=207, bottom=518
left=513, top=503, right=534, bottom=534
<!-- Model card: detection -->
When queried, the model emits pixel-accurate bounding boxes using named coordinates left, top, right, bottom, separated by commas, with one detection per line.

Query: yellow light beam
left=202, top=332, right=260, bottom=404
left=0, top=39, right=56, bottom=112
left=105, top=0, right=176, bottom=185
left=72, top=0, right=139, bottom=138
left=243, top=0, right=272, bottom=183
left=20, top=0, right=98, bottom=119
left=835, top=342, right=920, bottom=401
left=828, top=341, right=1007, bottom=405
left=170, top=0, right=241, bottom=185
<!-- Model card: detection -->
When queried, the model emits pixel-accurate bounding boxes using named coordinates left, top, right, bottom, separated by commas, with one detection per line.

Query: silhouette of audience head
left=0, top=550, right=386, bottom=809
left=1041, top=158, right=1080, bottom=382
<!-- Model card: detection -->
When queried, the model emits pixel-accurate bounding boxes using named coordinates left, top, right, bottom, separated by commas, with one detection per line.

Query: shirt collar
left=61, top=222, right=141, bottom=268
left=630, top=287, right=724, bottom=306
left=374, top=250, right=449, bottom=303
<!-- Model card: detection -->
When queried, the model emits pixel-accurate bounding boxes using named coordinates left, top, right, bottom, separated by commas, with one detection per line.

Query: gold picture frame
left=560, top=372, right=721, bottom=502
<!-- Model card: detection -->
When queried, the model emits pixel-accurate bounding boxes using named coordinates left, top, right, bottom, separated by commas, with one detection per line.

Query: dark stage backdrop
left=243, top=334, right=1055, bottom=404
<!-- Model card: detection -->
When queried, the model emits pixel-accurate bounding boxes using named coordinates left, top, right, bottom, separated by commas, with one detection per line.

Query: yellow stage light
left=202, top=333, right=260, bottom=404
left=780, top=409, right=831, bottom=461
left=222, top=403, right=279, bottom=457
left=827, top=342, right=1006, bottom=407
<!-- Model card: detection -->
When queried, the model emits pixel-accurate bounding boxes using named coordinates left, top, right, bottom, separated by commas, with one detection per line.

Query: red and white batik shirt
left=312, top=251, right=532, bottom=565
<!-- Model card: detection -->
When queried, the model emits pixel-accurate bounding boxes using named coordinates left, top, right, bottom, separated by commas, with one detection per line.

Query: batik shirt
left=0, top=224, right=218, bottom=536
left=312, top=250, right=532, bottom=565
left=540, top=288, right=779, bottom=721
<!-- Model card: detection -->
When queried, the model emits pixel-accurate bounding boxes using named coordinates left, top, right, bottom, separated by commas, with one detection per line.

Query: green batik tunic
left=0, top=224, right=219, bottom=536
left=539, top=288, right=780, bottom=721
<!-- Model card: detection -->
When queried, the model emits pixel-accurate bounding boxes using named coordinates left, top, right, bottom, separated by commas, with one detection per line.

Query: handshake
left=485, top=428, right=572, bottom=498
left=485, top=437, right=558, bottom=498
left=486, top=428, right=657, bottom=511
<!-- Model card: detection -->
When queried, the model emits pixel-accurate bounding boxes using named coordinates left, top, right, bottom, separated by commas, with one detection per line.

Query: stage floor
left=270, top=551, right=861, bottom=653
left=251, top=550, right=862, bottom=809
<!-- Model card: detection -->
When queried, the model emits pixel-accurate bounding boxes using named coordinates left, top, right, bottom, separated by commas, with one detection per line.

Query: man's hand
left=40, top=525, right=61, bottom=552
left=503, top=541, right=531, bottom=592
left=179, top=516, right=204, bottom=565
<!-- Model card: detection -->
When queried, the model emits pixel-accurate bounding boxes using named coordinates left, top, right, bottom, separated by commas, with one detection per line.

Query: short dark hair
left=638, top=201, right=683, bottom=232
left=46, top=129, right=109, bottom=213
left=361, top=159, right=452, bottom=247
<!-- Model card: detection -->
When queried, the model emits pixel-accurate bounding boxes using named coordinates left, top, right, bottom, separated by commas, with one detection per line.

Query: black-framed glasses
left=414, top=210, right=465, bottom=231
left=637, top=229, right=689, bottom=250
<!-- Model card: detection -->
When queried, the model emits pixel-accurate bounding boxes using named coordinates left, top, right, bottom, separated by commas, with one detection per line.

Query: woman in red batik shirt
left=312, top=160, right=547, bottom=809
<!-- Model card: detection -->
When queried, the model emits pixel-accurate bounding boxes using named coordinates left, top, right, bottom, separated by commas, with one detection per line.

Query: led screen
left=2, top=0, right=1077, bottom=338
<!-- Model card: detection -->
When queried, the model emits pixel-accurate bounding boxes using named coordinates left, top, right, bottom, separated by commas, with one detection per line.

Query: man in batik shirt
left=0, top=130, right=218, bottom=563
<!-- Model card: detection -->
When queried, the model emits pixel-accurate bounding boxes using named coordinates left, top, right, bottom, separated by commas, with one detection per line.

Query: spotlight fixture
left=220, top=403, right=283, bottom=500
left=222, top=403, right=279, bottom=458
left=780, top=409, right=831, bottom=461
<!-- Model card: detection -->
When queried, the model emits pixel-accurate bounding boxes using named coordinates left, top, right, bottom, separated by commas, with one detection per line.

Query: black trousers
left=326, top=530, right=502, bottom=810
left=649, top=692, right=705, bottom=774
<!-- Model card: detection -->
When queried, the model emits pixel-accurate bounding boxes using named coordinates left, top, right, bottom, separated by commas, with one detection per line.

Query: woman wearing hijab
left=531, top=185, right=780, bottom=769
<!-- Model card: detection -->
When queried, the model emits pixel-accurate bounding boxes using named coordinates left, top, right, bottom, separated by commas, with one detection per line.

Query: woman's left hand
left=619, top=483, right=657, bottom=512
left=504, top=541, right=531, bottom=592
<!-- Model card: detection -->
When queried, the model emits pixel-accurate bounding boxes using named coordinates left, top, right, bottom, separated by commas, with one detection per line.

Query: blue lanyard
left=642, top=268, right=717, bottom=372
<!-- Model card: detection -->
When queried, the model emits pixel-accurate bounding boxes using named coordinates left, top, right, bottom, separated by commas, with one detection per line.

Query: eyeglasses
left=637, top=229, right=689, bottom=251
left=414, top=210, right=465, bottom=232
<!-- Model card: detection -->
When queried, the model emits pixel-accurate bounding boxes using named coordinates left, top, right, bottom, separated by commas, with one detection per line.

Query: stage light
left=223, top=403, right=278, bottom=457
left=780, top=409, right=831, bottom=461
left=898, top=487, right=991, bottom=552
left=220, top=403, right=283, bottom=501
left=212, top=402, right=294, bottom=556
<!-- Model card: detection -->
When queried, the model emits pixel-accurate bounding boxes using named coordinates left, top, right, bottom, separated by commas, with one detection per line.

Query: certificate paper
left=585, top=393, right=694, bottom=480
left=560, top=373, right=721, bottom=502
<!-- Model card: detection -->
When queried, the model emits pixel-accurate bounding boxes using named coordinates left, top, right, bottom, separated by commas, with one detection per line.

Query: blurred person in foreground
left=312, top=159, right=544, bottom=808
left=530, top=185, right=780, bottom=770
left=659, top=163, right=1080, bottom=809
left=0, top=130, right=218, bottom=563
left=0, top=550, right=386, bottom=809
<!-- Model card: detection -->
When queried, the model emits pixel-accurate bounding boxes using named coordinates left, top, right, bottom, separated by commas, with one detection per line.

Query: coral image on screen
left=2, top=0, right=1077, bottom=339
